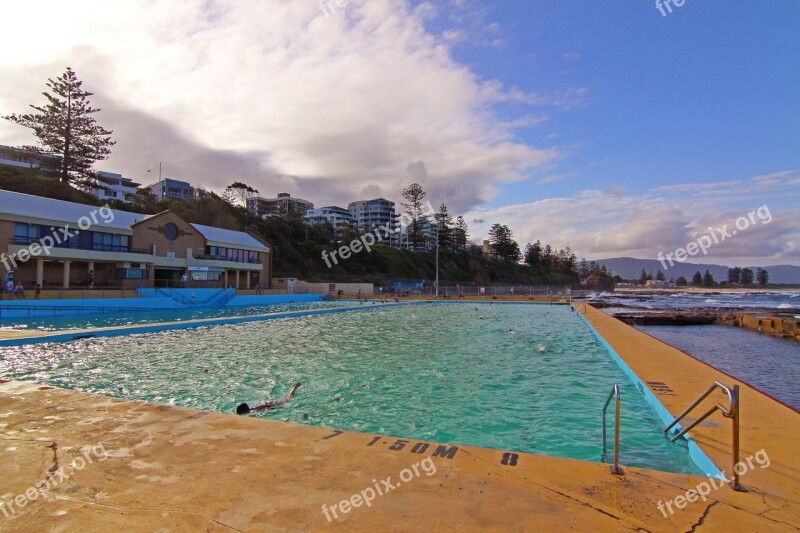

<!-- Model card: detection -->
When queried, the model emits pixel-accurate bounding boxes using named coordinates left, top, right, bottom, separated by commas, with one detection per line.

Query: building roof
left=190, top=223, right=269, bottom=251
left=0, top=189, right=144, bottom=230
left=146, top=178, right=193, bottom=189
left=0, top=189, right=268, bottom=251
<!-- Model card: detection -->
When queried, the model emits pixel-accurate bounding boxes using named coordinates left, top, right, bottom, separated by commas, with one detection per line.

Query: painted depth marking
left=501, top=452, right=519, bottom=466
left=647, top=381, right=677, bottom=396
left=366, top=436, right=458, bottom=459
left=328, top=431, right=522, bottom=466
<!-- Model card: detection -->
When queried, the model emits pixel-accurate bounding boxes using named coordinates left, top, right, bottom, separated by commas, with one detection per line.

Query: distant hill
left=596, top=257, right=800, bottom=284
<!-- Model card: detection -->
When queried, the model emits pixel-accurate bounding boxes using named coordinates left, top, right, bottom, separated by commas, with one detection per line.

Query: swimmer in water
left=536, top=344, right=550, bottom=353
left=237, top=383, right=301, bottom=415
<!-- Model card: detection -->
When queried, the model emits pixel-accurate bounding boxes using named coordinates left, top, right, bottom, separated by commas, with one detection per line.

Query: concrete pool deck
left=0, top=303, right=798, bottom=531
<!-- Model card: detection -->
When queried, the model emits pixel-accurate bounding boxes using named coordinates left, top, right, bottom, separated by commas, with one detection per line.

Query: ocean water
left=636, top=325, right=800, bottom=411
left=586, top=290, right=800, bottom=312
left=0, top=303, right=703, bottom=475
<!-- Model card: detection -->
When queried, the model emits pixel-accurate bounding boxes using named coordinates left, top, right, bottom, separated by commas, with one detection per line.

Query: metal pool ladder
left=602, top=384, right=624, bottom=475
left=663, top=382, right=743, bottom=491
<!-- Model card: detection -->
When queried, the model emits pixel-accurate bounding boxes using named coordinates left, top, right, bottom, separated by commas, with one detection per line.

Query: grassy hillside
left=0, top=166, right=102, bottom=205
left=0, top=166, right=579, bottom=286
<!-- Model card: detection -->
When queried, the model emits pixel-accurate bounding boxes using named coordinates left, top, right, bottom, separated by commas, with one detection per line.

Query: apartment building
left=248, top=193, right=314, bottom=218
left=347, top=198, right=396, bottom=244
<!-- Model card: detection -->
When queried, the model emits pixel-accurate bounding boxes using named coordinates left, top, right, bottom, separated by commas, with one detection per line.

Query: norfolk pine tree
left=400, top=182, right=428, bottom=250
left=434, top=203, right=453, bottom=250
left=4, top=67, right=115, bottom=187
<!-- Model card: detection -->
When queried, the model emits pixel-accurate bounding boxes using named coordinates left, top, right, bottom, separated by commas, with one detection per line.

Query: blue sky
left=0, top=0, right=797, bottom=266
left=421, top=0, right=800, bottom=206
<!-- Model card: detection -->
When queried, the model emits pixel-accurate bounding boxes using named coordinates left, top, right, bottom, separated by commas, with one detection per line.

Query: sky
left=0, top=0, right=798, bottom=267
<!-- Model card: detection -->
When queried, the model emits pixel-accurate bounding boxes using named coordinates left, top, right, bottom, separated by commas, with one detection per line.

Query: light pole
left=146, top=162, right=163, bottom=199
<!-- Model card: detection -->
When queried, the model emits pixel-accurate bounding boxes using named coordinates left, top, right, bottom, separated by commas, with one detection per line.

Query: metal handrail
left=663, top=381, right=742, bottom=491
left=578, top=304, right=587, bottom=314
left=157, top=287, right=235, bottom=308
left=602, top=384, right=624, bottom=475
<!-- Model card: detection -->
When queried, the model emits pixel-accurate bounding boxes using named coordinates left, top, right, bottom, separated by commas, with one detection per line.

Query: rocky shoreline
left=606, top=307, right=800, bottom=342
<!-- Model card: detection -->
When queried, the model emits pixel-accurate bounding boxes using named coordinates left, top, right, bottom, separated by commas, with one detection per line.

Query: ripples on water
left=0, top=303, right=703, bottom=474
left=636, top=325, right=800, bottom=410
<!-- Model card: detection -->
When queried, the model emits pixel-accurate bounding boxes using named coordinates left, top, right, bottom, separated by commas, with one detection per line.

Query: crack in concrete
left=49, top=440, right=59, bottom=473
left=434, top=446, right=652, bottom=530
left=686, top=500, right=717, bottom=532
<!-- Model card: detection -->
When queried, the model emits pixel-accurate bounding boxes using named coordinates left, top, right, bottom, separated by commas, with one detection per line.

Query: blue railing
left=155, top=288, right=236, bottom=308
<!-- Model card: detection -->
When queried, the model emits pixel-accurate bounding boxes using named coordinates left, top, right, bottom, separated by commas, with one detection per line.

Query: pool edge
left=0, top=301, right=798, bottom=530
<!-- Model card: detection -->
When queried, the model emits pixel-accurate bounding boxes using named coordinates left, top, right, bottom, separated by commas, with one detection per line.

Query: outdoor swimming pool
left=0, top=302, right=705, bottom=475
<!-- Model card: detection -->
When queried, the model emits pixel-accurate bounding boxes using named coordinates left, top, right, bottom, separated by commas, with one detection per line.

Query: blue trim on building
left=0, top=292, right=326, bottom=319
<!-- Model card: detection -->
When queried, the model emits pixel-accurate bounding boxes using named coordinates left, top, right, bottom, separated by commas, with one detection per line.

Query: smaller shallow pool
left=0, top=300, right=355, bottom=332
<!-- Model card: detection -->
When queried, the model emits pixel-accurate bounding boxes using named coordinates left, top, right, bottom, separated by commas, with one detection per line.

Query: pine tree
left=488, top=224, right=521, bottom=262
left=224, top=181, right=259, bottom=207
left=692, top=271, right=703, bottom=285
left=434, top=203, right=453, bottom=250
left=4, top=67, right=115, bottom=186
left=452, top=216, right=469, bottom=251
left=400, top=182, right=428, bottom=250
left=221, top=188, right=238, bottom=206
left=526, top=240, right=542, bottom=267
left=542, top=244, right=553, bottom=268
left=578, top=258, right=589, bottom=279
left=703, top=269, right=715, bottom=287
left=756, top=268, right=769, bottom=286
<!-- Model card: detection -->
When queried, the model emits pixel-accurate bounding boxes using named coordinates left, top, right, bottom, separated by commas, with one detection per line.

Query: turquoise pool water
left=0, top=303, right=704, bottom=475
left=0, top=300, right=351, bottom=331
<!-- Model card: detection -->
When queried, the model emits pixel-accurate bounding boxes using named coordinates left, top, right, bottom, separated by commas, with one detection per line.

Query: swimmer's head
left=236, top=403, right=251, bottom=415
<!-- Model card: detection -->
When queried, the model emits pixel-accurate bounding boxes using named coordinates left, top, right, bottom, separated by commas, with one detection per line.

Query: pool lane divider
left=575, top=310, right=724, bottom=480
left=0, top=302, right=419, bottom=347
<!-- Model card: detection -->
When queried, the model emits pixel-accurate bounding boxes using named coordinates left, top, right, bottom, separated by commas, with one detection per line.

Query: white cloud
left=0, top=0, right=556, bottom=211
left=463, top=184, right=800, bottom=265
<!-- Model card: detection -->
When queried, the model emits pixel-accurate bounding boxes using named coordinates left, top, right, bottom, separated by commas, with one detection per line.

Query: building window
left=13, top=223, right=39, bottom=244
left=190, top=270, right=223, bottom=281
left=163, top=223, right=179, bottom=241
left=92, top=232, right=129, bottom=252
left=116, top=268, right=148, bottom=279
